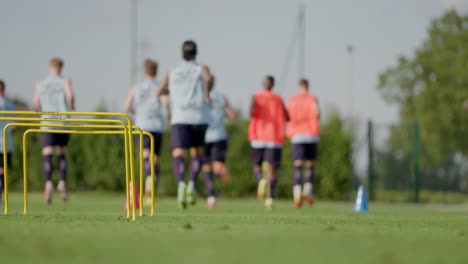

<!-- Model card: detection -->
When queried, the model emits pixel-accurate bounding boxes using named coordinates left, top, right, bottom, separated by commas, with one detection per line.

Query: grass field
left=1, top=193, right=467, bottom=264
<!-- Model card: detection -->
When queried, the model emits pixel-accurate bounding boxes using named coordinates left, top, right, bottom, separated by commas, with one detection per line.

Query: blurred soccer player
left=202, top=76, right=236, bottom=209
left=33, top=58, right=75, bottom=204
left=248, top=76, right=288, bottom=210
left=0, top=80, right=16, bottom=202
left=157, top=40, right=213, bottom=209
left=124, top=59, right=167, bottom=205
left=286, top=79, right=320, bottom=207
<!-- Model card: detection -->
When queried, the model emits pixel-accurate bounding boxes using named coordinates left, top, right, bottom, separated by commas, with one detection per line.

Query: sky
left=0, top=0, right=467, bottom=124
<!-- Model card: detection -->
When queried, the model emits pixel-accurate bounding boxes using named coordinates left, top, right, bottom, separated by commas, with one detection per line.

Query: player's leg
left=202, top=162, right=216, bottom=209
left=144, top=132, right=162, bottom=198
left=203, top=143, right=216, bottom=208
left=41, top=133, right=55, bottom=204
left=212, top=140, right=230, bottom=183
left=264, top=148, right=282, bottom=210
left=303, top=143, right=318, bottom=205
left=0, top=154, right=4, bottom=202
left=56, top=134, right=70, bottom=202
left=292, top=144, right=305, bottom=207
left=171, top=125, right=189, bottom=209
left=0, top=153, right=11, bottom=204
left=186, top=125, right=207, bottom=206
left=251, top=147, right=266, bottom=199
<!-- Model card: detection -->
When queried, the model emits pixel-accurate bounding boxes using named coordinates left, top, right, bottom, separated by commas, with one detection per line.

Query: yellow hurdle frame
left=0, top=111, right=137, bottom=220
left=1, top=118, right=137, bottom=219
left=21, top=127, right=156, bottom=217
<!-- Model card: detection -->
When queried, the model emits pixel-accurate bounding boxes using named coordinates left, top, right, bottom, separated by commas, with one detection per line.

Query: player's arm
left=33, top=82, right=41, bottom=111
left=224, top=98, right=237, bottom=120
left=249, top=96, right=256, bottom=118
left=201, top=65, right=213, bottom=102
left=124, top=86, right=137, bottom=113
left=282, top=101, right=290, bottom=122
left=156, top=74, right=169, bottom=97
left=160, top=94, right=171, bottom=121
left=313, top=98, right=321, bottom=119
left=64, top=79, right=75, bottom=111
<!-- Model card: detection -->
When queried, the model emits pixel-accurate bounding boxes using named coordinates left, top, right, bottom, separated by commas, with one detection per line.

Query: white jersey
left=168, top=61, right=209, bottom=125
left=205, top=91, right=227, bottom=143
left=134, top=79, right=166, bottom=132
left=38, top=75, right=70, bottom=129
left=0, top=97, right=16, bottom=153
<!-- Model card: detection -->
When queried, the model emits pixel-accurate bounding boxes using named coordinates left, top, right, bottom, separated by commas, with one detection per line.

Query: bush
left=7, top=111, right=353, bottom=200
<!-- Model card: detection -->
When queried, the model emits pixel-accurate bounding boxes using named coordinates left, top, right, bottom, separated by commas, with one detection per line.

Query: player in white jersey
left=202, top=76, right=236, bottom=208
left=0, top=80, right=17, bottom=202
left=156, top=40, right=213, bottom=209
left=33, top=58, right=75, bottom=204
left=124, top=59, right=168, bottom=205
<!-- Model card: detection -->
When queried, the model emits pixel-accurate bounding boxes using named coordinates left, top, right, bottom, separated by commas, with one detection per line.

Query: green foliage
left=7, top=110, right=353, bottom=200
left=378, top=10, right=468, bottom=165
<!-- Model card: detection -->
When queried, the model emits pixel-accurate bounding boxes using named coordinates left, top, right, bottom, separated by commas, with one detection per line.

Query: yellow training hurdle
left=1, top=117, right=137, bottom=219
left=0, top=111, right=139, bottom=220
left=21, top=127, right=156, bottom=217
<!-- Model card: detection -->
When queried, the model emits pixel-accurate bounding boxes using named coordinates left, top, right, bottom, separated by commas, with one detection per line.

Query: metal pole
left=298, top=4, right=305, bottom=78
left=367, top=120, right=376, bottom=201
left=346, top=45, right=354, bottom=120
left=130, top=0, right=138, bottom=84
left=412, top=121, right=421, bottom=203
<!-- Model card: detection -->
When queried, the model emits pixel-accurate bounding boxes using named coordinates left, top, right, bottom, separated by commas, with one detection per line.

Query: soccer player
left=156, top=40, right=213, bottom=209
left=0, top=80, right=16, bottom=202
left=286, top=79, right=320, bottom=207
left=202, top=76, right=236, bottom=209
left=248, top=75, right=288, bottom=210
left=33, top=58, right=75, bottom=204
left=124, top=59, right=167, bottom=204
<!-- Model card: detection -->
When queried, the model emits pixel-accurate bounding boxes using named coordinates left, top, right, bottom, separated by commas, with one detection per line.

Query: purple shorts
left=136, top=132, right=163, bottom=156
left=292, top=143, right=318, bottom=161
left=204, top=140, right=227, bottom=163
left=170, top=124, right=208, bottom=149
left=251, top=147, right=282, bottom=168
left=41, top=133, right=70, bottom=148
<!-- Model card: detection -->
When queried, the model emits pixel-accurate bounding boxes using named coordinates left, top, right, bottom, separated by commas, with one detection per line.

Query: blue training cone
left=353, top=185, right=368, bottom=212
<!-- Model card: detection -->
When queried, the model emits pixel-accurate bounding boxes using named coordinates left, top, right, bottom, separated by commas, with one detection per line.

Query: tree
left=378, top=10, right=468, bottom=166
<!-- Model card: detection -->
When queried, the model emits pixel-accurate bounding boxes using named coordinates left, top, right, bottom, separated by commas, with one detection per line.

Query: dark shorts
left=171, top=124, right=208, bottom=149
left=292, top=143, right=318, bottom=161
left=204, top=140, right=228, bottom=163
left=136, top=132, right=163, bottom=156
left=251, top=147, right=282, bottom=168
left=0, top=153, right=12, bottom=167
left=41, top=133, right=70, bottom=148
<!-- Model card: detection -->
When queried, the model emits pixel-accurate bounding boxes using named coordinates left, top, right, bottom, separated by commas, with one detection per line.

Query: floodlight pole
left=298, top=4, right=305, bottom=78
left=347, top=45, right=354, bottom=121
left=130, top=0, right=138, bottom=84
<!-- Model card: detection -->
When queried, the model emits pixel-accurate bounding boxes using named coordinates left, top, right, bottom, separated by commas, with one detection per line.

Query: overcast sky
left=1, top=0, right=467, bottom=125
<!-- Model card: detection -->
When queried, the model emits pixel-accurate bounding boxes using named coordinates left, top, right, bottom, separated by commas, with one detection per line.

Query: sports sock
left=42, top=154, right=53, bottom=181
left=305, top=165, right=315, bottom=184
left=270, top=177, right=278, bottom=198
left=293, top=165, right=303, bottom=186
left=293, top=184, right=302, bottom=201
left=254, top=166, right=263, bottom=182
left=304, top=165, right=315, bottom=197
left=173, top=156, right=185, bottom=183
left=204, top=171, right=215, bottom=197
left=58, top=154, right=67, bottom=181
left=190, top=156, right=202, bottom=183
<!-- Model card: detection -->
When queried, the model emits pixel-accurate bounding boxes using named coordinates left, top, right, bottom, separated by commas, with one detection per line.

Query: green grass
left=1, top=193, right=467, bottom=264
